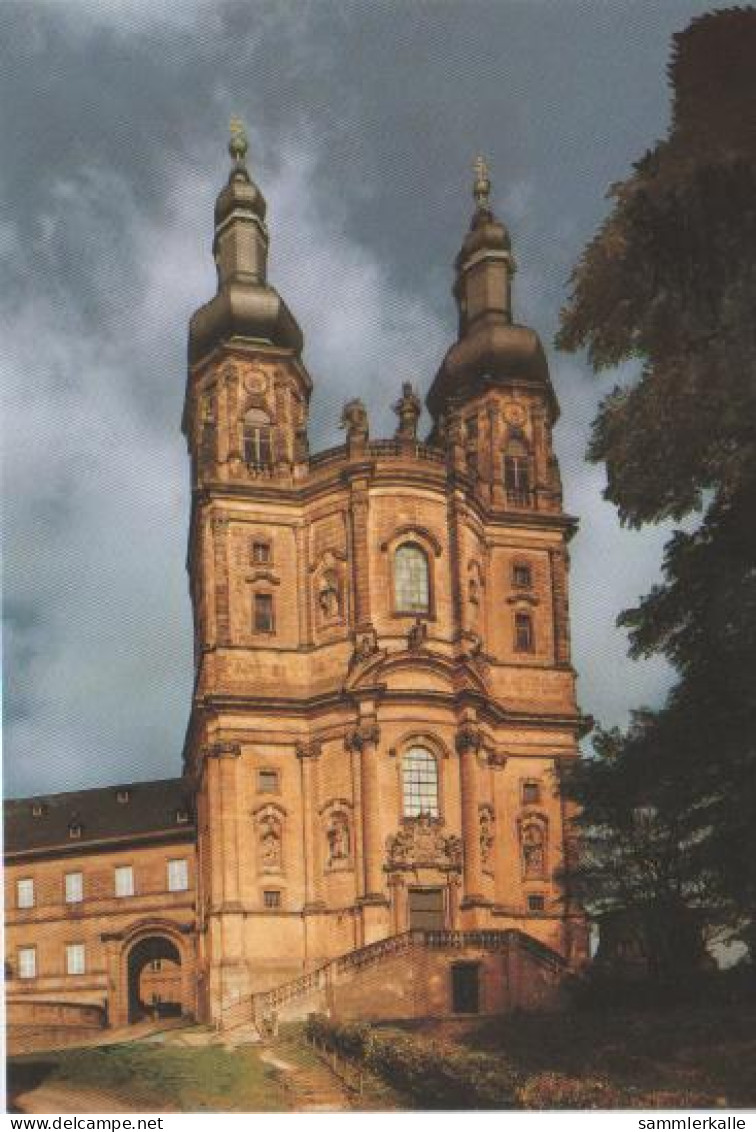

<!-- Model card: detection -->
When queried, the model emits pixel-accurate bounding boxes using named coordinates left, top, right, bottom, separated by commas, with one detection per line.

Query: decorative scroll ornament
left=386, top=814, right=462, bottom=872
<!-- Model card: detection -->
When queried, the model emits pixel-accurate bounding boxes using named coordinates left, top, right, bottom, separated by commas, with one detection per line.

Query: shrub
left=517, top=1071, right=626, bottom=1109
left=304, top=1017, right=520, bottom=1109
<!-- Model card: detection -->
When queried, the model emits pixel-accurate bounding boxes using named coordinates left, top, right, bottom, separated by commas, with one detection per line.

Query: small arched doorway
left=126, top=935, right=183, bottom=1023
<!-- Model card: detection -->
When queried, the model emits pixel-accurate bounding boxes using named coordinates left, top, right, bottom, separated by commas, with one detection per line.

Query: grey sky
left=1, top=0, right=716, bottom=798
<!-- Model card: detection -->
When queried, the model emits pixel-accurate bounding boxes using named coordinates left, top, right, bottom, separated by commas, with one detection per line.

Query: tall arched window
left=402, top=747, right=439, bottom=818
left=394, top=543, right=430, bottom=614
left=503, top=437, right=531, bottom=505
left=243, top=408, right=273, bottom=468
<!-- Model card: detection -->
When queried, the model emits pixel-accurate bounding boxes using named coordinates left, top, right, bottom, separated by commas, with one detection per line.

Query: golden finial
left=228, top=116, right=249, bottom=169
left=473, top=154, right=491, bottom=209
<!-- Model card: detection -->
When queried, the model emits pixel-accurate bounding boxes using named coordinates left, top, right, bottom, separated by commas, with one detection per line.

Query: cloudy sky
left=2, top=0, right=716, bottom=798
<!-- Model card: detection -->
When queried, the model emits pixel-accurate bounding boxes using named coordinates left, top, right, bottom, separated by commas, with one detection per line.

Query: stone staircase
left=221, top=928, right=567, bottom=1034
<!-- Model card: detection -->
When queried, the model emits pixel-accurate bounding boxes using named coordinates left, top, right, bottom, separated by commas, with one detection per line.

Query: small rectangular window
left=514, top=611, right=535, bottom=653
left=65, top=872, right=83, bottom=904
left=16, top=879, right=35, bottom=909
left=258, top=769, right=279, bottom=794
left=150, top=959, right=162, bottom=972
left=527, top=894, right=545, bottom=912
left=114, top=865, right=134, bottom=898
left=513, top=563, right=532, bottom=589
left=263, top=890, right=281, bottom=909
left=167, top=859, right=189, bottom=892
left=522, top=782, right=541, bottom=806
left=66, top=943, right=86, bottom=976
left=251, top=541, right=271, bottom=565
left=253, top=592, right=275, bottom=633
left=18, top=947, right=36, bottom=979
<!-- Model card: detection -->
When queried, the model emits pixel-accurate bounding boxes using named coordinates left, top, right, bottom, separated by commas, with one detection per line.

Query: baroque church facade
left=5, top=126, right=587, bottom=1039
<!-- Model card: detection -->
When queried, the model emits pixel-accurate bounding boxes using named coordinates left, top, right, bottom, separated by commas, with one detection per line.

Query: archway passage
left=127, top=935, right=183, bottom=1024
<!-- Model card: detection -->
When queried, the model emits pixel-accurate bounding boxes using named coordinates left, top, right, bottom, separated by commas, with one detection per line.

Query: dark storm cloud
left=2, top=0, right=715, bottom=796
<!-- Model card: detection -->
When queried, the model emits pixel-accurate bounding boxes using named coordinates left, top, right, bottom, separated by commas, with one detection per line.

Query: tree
left=557, top=8, right=756, bottom=957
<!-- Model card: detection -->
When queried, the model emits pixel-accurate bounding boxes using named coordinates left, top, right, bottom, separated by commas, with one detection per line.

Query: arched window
left=503, top=437, right=531, bottom=505
left=394, top=543, right=430, bottom=614
left=243, top=408, right=273, bottom=468
left=402, top=747, right=439, bottom=818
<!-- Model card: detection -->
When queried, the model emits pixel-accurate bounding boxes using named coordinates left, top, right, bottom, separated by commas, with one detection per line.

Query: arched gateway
left=104, top=919, right=196, bottom=1028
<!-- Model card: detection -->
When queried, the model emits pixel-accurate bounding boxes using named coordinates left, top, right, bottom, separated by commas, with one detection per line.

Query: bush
left=517, top=1072, right=626, bottom=1109
left=305, top=1016, right=520, bottom=1109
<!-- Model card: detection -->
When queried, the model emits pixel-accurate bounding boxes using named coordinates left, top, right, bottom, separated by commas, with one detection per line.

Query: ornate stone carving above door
left=385, top=814, right=462, bottom=872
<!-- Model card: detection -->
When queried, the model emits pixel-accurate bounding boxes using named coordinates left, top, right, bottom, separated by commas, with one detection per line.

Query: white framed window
left=402, top=747, right=440, bottom=818
left=242, top=408, right=273, bottom=467
left=394, top=543, right=430, bottom=614
left=114, top=865, right=134, bottom=898
left=167, top=858, right=188, bottom=892
left=65, top=872, right=83, bottom=904
left=18, top=947, right=36, bottom=979
left=16, top=878, right=35, bottom=909
left=65, top=943, right=86, bottom=975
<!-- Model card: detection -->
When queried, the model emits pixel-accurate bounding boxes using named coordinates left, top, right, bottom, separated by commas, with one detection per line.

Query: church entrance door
left=408, top=887, right=445, bottom=931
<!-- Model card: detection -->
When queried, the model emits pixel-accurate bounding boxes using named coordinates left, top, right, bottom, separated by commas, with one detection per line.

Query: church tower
left=183, top=129, right=586, bottom=1025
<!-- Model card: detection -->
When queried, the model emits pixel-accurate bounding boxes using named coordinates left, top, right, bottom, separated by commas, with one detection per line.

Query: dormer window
left=68, top=821, right=83, bottom=840
left=116, top=789, right=130, bottom=804
left=175, top=808, right=190, bottom=825
left=31, top=802, right=45, bottom=818
left=243, top=408, right=273, bottom=468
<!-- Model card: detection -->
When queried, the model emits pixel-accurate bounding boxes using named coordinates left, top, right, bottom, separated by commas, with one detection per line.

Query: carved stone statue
left=259, top=814, right=282, bottom=870
left=340, top=398, right=369, bottom=441
left=521, top=820, right=546, bottom=879
left=407, top=617, right=428, bottom=651
left=480, top=806, right=495, bottom=867
left=349, top=627, right=378, bottom=668
left=392, top=382, right=422, bottom=440
left=327, top=812, right=350, bottom=865
left=318, top=571, right=341, bottom=619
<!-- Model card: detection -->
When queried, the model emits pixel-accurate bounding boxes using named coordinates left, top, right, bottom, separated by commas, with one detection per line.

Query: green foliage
left=47, top=1041, right=288, bottom=1112
left=304, top=1016, right=520, bottom=1109
left=556, top=8, right=756, bottom=951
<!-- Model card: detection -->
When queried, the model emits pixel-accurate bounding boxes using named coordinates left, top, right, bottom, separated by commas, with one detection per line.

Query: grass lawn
left=8, top=1040, right=289, bottom=1113
left=390, top=1004, right=756, bottom=1107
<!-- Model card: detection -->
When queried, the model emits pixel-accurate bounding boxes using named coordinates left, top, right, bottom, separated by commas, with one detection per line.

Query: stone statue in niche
left=318, top=570, right=341, bottom=619
left=258, top=813, right=282, bottom=870
left=480, top=806, right=495, bottom=867
left=326, top=811, right=350, bottom=865
left=521, top=821, right=546, bottom=879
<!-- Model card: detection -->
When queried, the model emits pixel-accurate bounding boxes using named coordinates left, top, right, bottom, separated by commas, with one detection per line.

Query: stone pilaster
left=297, top=741, right=323, bottom=911
left=456, top=724, right=486, bottom=909
left=348, top=478, right=372, bottom=631
left=549, top=547, right=572, bottom=666
left=346, top=719, right=384, bottom=901
left=211, top=516, right=231, bottom=646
